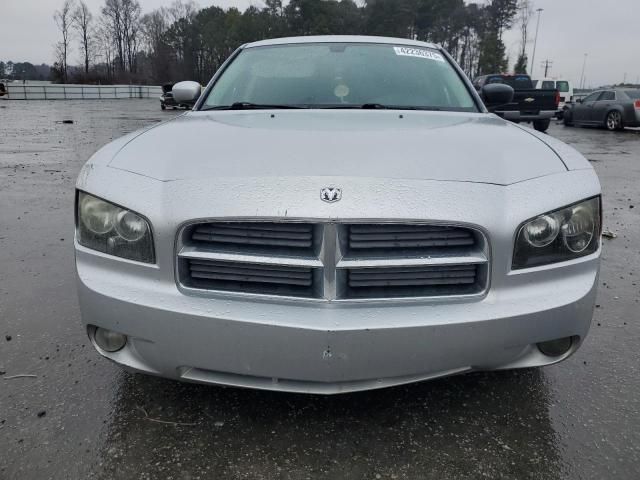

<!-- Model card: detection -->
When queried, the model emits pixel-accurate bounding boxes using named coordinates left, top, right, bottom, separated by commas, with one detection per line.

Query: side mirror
left=172, top=81, right=202, bottom=105
left=481, top=83, right=514, bottom=109
left=576, top=98, right=583, bottom=104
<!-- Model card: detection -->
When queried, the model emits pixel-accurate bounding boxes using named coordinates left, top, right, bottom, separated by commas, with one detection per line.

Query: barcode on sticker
left=393, top=47, right=445, bottom=62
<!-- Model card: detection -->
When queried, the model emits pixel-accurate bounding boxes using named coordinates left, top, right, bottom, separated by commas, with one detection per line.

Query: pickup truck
left=473, top=74, right=559, bottom=132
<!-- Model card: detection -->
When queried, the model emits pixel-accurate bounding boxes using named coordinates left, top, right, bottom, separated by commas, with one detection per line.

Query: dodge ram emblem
left=321, top=187, right=342, bottom=203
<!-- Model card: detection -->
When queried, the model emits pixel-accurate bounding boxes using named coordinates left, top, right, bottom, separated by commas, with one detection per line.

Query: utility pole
left=579, top=53, right=588, bottom=90
left=623, top=72, right=627, bottom=85
left=530, top=8, right=544, bottom=75
left=541, top=59, right=553, bottom=78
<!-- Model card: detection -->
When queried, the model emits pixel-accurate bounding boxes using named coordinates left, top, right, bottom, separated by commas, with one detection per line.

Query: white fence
left=2, top=84, right=162, bottom=100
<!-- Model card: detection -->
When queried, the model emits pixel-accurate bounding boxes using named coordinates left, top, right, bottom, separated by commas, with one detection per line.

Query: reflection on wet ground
left=1, top=102, right=639, bottom=479
left=96, top=369, right=560, bottom=479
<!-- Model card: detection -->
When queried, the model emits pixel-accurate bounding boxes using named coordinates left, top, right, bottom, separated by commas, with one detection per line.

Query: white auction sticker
left=393, top=47, right=445, bottom=62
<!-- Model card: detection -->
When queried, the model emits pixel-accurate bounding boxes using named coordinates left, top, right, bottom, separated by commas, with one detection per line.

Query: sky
left=1, top=0, right=639, bottom=87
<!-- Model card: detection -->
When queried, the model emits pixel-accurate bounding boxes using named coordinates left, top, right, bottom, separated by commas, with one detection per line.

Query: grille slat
left=350, top=238, right=475, bottom=248
left=185, top=259, right=315, bottom=295
left=348, top=277, right=477, bottom=287
left=350, top=225, right=457, bottom=233
left=347, top=224, right=476, bottom=253
left=191, top=222, right=314, bottom=252
left=190, top=271, right=312, bottom=287
left=192, top=233, right=312, bottom=248
left=190, top=266, right=311, bottom=281
left=349, top=267, right=476, bottom=281
left=196, top=226, right=313, bottom=240
left=201, top=223, right=313, bottom=233
left=345, top=264, right=481, bottom=298
left=350, top=232, right=472, bottom=241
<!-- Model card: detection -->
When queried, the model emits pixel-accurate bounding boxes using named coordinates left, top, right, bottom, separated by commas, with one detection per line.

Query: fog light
left=94, top=327, right=127, bottom=352
left=537, top=337, right=573, bottom=357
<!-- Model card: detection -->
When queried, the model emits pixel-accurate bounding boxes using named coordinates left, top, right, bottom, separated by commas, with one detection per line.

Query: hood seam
left=509, top=122, right=569, bottom=171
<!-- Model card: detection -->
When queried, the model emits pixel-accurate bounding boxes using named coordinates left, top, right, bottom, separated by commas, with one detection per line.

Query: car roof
left=244, top=35, right=440, bottom=50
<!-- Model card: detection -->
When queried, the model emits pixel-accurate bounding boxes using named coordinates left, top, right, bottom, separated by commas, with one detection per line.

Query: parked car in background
left=571, top=93, right=590, bottom=103
left=473, top=74, right=559, bottom=132
left=563, top=89, right=640, bottom=130
left=160, top=83, right=190, bottom=110
left=76, top=36, right=601, bottom=394
left=533, top=78, right=573, bottom=119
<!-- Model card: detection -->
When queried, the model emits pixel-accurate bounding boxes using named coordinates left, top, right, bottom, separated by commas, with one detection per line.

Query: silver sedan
left=564, top=89, right=640, bottom=130
left=75, top=36, right=601, bottom=394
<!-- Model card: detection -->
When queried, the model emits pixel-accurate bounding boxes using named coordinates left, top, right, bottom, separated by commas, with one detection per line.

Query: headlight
left=76, top=192, right=155, bottom=263
left=513, top=197, right=601, bottom=269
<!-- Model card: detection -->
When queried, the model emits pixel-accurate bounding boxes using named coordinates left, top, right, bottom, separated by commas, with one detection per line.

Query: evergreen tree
left=514, top=53, right=528, bottom=74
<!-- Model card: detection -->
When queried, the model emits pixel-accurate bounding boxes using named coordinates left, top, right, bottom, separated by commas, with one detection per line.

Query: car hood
left=107, top=110, right=566, bottom=185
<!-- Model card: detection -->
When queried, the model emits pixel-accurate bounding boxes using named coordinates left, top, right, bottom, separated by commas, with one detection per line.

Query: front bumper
left=501, top=110, right=555, bottom=122
left=77, top=244, right=599, bottom=394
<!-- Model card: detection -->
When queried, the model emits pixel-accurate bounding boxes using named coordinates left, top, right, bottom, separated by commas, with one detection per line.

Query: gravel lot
left=1, top=100, right=639, bottom=480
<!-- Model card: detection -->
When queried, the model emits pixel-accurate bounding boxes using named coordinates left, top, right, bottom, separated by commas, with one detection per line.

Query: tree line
left=0, top=62, right=52, bottom=81
left=50, top=0, right=533, bottom=85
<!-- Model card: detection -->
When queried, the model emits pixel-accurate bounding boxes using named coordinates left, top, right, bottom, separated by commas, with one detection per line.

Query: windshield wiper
left=317, top=104, right=443, bottom=111
left=203, top=102, right=446, bottom=111
left=359, top=103, right=390, bottom=109
left=202, top=102, right=305, bottom=111
left=317, top=103, right=390, bottom=110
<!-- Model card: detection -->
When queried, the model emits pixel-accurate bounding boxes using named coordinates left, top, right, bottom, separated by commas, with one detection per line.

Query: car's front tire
left=605, top=110, right=623, bottom=131
left=563, top=111, right=573, bottom=127
left=533, top=118, right=551, bottom=133
left=161, top=103, right=166, bottom=111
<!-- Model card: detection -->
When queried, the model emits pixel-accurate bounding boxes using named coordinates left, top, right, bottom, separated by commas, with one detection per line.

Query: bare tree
left=102, top=0, right=125, bottom=72
left=141, top=8, right=169, bottom=54
left=73, top=1, right=94, bottom=75
left=168, top=0, right=198, bottom=24
left=96, top=18, right=115, bottom=80
left=518, top=1, right=533, bottom=60
left=141, top=8, right=168, bottom=80
left=514, top=0, right=533, bottom=73
left=101, top=0, right=142, bottom=75
left=121, top=0, right=142, bottom=73
left=54, top=0, right=75, bottom=82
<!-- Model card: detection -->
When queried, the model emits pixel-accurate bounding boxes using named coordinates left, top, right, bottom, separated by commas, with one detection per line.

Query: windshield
left=624, top=90, right=640, bottom=100
left=202, top=43, right=477, bottom=111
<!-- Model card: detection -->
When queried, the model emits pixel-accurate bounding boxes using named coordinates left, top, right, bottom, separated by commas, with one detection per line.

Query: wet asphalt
left=0, top=100, right=639, bottom=480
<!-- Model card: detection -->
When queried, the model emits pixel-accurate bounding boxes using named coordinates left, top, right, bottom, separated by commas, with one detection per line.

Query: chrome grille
left=177, top=221, right=489, bottom=301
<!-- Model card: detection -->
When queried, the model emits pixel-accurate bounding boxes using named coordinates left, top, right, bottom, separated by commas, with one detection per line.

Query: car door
left=591, top=90, right=615, bottom=123
left=573, top=91, right=602, bottom=123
